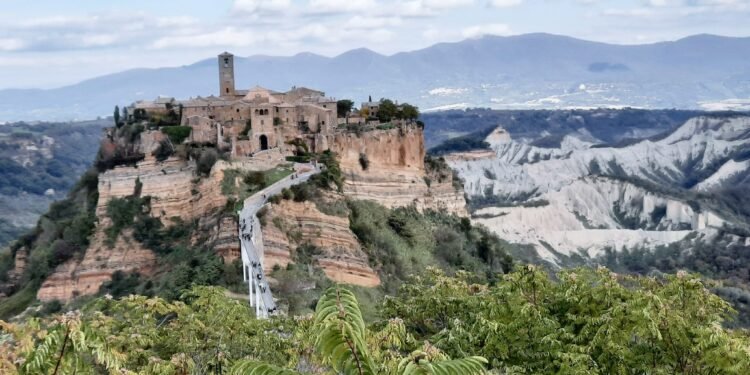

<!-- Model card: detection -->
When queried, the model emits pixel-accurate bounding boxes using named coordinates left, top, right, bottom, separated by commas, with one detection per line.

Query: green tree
left=384, top=266, right=750, bottom=373
left=337, top=99, right=355, bottom=118
left=312, top=150, right=344, bottom=192
left=0, top=312, right=124, bottom=374
left=231, top=286, right=487, bottom=375
left=377, top=99, right=398, bottom=123
left=113, top=105, right=121, bottom=127
left=398, top=104, right=419, bottom=120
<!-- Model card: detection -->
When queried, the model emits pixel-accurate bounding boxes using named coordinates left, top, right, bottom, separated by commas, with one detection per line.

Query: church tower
left=218, top=52, right=235, bottom=97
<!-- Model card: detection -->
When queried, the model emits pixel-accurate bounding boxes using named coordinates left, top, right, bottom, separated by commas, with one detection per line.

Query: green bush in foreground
left=2, top=267, right=749, bottom=374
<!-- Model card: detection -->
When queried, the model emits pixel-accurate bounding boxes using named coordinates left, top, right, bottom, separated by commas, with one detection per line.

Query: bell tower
left=218, top=52, right=235, bottom=97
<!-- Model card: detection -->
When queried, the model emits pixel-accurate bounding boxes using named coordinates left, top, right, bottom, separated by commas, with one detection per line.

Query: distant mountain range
left=3, top=33, right=750, bottom=122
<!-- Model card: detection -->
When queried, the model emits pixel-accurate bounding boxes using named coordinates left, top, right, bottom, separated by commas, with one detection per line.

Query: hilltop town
left=127, top=52, right=419, bottom=159
left=1, top=52, right=466, bottom=305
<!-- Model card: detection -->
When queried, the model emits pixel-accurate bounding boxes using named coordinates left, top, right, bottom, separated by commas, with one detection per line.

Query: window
left=236, top=109, right=240, bottom=113
left=226, top=88, right=229, bottom=94
left=261, top=120, right=264, bottom=125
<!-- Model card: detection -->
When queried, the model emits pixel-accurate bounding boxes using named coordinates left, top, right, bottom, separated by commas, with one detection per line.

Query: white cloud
left=421, top=0, right=474, bottom=9
left=489, top=0, right=523, bottom=8
left=602, top=7, right=656, bottom=17
left=461, top=23, right=511, bottom=38
left=151, top=27, right=257, bottom=49
left=342, top=16, right=402, bottom=29
left=306, top=0, right=377, bottom=14
left=0, top=38, right=25, bottom=51
left=232, top=0, right=292, bottom=14
left=0, top=13, right=204, bottom=51
left=422, top=27, right=441, bottom=40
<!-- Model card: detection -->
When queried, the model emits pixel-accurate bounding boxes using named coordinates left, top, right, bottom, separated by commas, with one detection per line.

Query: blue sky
left=1, top=0, right=749, bottom=89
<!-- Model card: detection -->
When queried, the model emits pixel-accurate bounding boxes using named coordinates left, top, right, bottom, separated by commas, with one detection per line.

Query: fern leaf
left=313, top=287, right=377, bottom=375
left=229, top=360, right=300, bottom=375
left=398, top=353, right=487, bottom=375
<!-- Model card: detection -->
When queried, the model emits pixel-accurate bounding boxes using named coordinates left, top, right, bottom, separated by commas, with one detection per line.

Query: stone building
left=131, top=52, right=338, bottom=156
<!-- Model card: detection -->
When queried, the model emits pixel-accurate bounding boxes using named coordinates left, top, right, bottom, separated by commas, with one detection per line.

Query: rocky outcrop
left=324, top=126, right=467, bottom=216
left=261, top=198, right=380, bottom=287
left=37, top=150, right=290, bottom=302
left=32, top=124, right=466, bottom=302
left=37, top=229, right=156, bottom=302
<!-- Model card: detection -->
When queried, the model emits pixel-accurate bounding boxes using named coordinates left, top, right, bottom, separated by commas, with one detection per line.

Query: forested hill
left=0, top=119, right=108, bottom=247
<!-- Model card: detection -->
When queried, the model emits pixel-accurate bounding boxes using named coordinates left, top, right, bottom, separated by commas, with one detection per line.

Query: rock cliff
left=28, top=126, right=465, bottom=302
left=323, top=126, right=467, bottom=216
left=261, top=197, right=380, bottom=287
left=36, top=144, right=289, bottom=302
left=37, top=229, right=156, bottom=302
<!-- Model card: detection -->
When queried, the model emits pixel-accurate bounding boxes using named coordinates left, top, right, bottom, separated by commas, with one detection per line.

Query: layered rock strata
left=322, top=126, right=467, bottom=216
left=37, top=229, right=156, bottom=302
left=261, top=198, right=380, bottom=287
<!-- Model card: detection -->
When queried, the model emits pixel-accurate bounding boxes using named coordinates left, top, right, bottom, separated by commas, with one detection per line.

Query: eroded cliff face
left=261, top=197, right=380, bottom=287
left=36, top=135, right=290, bottom=302
left=322, top=126, right=467, bottom=216
left=33, top=125, right=465, bottom=302
left=37, top=229, right=156, bottom=302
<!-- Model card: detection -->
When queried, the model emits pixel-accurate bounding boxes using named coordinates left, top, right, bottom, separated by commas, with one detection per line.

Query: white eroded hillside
left=447, top=116, right=750, bottom=264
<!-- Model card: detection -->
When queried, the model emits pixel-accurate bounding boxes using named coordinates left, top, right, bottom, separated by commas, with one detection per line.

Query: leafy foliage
left=348, top=201, right=513, bottom=292
left=0, top=169, right=98, bottom=318
left=4, top=268, right=750, bottom=374
left=311, top=150, right=344, bottom=192
left=232, top=286, right=486, bottom=375
left=337, top=99, right=355, bottom=118
left=161, top=126, right=192, bottom=145
left=384, top=266, right=750, bottom=373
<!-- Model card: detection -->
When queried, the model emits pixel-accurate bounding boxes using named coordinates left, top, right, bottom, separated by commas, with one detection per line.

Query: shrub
left=312, top=150, right=344, bottom=192
left=291, top=182, right=317, bottom=202
left=153, top=139, right=173, bottom=162
left=281, top=187, right=294, bottom=200
left=268, top=194, right=282, bottom=205
left=51, top=239, right=77, bottom=264
left=99, top=271, right=143, bottom=298
left=160, top=126, right=191, bottom=144
left=294, top=243, right=321, bottom=265
left=39, top=299, right=62, bottom=315
left=257, top=206, right=268, bottom=226
left=359, top=152, right=369, bottom=170
left=105, top=196, right=148, bottom=246
left=197, top=149, right=218, bottom=176
left=244, top=171, right=266, bottom=188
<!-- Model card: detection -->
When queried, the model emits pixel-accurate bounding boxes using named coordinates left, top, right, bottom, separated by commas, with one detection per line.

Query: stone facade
left=132, top=52, right=337, bottom=157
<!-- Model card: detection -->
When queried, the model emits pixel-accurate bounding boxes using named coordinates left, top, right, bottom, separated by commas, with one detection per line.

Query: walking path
left=238, top=162, right=321, bottom=318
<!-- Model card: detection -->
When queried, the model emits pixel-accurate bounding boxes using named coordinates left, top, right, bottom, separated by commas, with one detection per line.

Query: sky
left=1, top=0, right=749, bottom=89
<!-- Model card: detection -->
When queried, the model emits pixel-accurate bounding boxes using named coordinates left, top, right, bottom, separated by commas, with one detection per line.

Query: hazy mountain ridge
left=3, top=33, right=750, bottom=122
